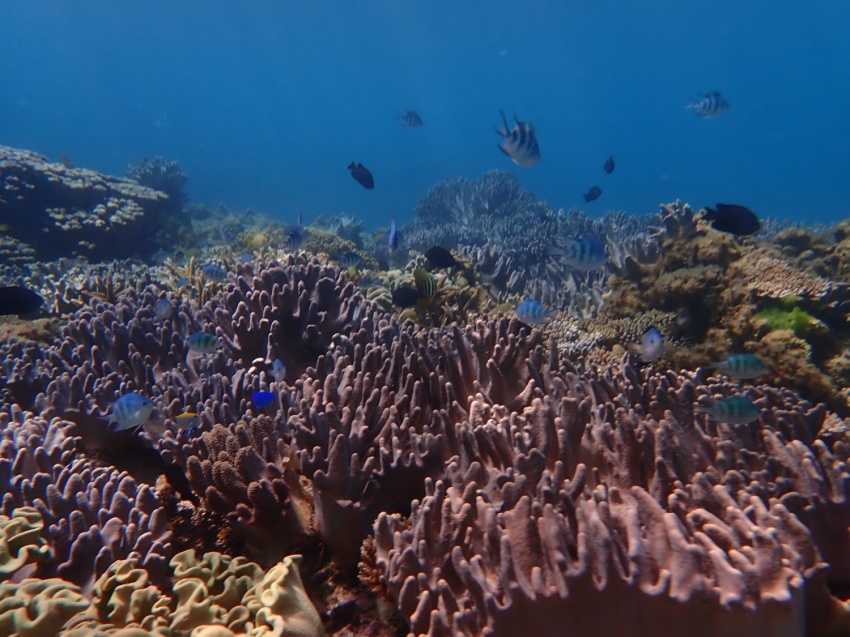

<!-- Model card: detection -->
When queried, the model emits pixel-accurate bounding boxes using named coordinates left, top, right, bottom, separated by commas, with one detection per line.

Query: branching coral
left=372, top=359, right=849, bottom=636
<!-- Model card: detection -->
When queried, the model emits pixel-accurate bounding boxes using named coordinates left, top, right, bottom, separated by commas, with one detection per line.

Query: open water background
left=1, top=1, right=848, bottom=228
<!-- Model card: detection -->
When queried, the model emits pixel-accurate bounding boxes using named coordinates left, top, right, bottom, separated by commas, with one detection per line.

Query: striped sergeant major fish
left=515, top=299, right=554, bottom=325
left=285, top=214, right=306, bottom=250
left=695, top=396, right=760, bottom=425
left=706, top=354, right=768, bottom=380
left=496, top=110, right=541, bottom=167
left=546, top=238, right=607, bottom=270
left=398, top=110, right=423, bottom=128
left=107, top=392, right=154, bottom=432
left=686, top=91, right=730, bottom=118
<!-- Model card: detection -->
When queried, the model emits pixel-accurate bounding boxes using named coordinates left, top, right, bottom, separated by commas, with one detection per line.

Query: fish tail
left=694, top=398, right=715, bottom=415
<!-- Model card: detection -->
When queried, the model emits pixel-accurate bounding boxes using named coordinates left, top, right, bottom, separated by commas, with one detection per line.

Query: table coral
left=0, top=145, right=178, bottom=262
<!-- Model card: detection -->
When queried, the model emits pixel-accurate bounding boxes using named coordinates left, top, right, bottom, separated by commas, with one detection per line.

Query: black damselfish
left=0, top=286, right=44, bottom=316
left=392, top=286, right=420, bottom=308
left=424, top=246, right=460, bottom=269
left=348, top=162, right=374, bottom=189
left=702, top=203, right=760, bottom=236
left=604, top=156, right=615, bottom=174
left=583, top=186, right=602, bottom=202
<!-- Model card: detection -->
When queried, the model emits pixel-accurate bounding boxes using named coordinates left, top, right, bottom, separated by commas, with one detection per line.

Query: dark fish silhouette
left=392, top=286, right=420, bottom=308
left=583, top=186, right=602, bottom=202
left=702, top=203, right=760, bottom=236
left=398, top=110, right=423, bottom=128
left=604, top=156, right=615, bottom=174
left=496, top=111, right=541, bottom=167
left=348, top=162, right=374, bottom=189
left=424, top=246, right=459, bottom=269
left=0, top=286, right=44, bottom=316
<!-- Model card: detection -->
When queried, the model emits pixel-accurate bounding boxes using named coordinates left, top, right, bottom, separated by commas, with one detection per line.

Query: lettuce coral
left=0, top=578, right=89, bottom=637
left=244, top=555, right=326, bottom=637
left=0, top=507, right=50, bottom=579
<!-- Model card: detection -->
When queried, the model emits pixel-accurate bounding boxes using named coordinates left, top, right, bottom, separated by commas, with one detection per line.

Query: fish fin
left=498, top=110, right=509, bottom=134
left=694, top=398, right=716, bottom=415
left=497, top=144, right=511, bottom=156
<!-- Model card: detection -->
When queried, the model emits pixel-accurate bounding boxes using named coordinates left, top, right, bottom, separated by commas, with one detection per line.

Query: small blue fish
left=686, top=91, right=730, bottom=118
left=631, top=327, right=664, bottom=362
left=388, top=218, right=399, bottom=256
left=155, top=298, right=173, bottom=320
left=240, top=252, right=253, bottom=263
left=174, top=412, right=200, bottom=431
left=107, top=393, right=154, bottom=432
left=270, top=359, right=286, bottom=383
left=252, top=391, right=276, bottom=408
left=175, top=277, right=189, bottom=288
left=496, top=110, right=541, bottom=167
left=187, top=332, right=219, bottom=354
left=707, top=354, right=769, bottom=380
left=515, top=300, right=554, bottom=325
left=696, top=396, right=760, bottom=425
left=547, top=238, right=607, bottom=270
left=201, top=264, right=227, bottom=282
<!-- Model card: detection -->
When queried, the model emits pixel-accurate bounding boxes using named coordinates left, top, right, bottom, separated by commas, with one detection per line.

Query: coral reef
left=373, top=361, right=849, bottom=636
left=0, top=145, right=177, bottom=262
left=602, top=200, right=850, bottom=414
left=3, top=185, right=850, bottom=636
left=125, top=155, right=188, bottom=215
left=403, top=170, right=658, bottom=315
left=0, top=549, right=325, bottom=636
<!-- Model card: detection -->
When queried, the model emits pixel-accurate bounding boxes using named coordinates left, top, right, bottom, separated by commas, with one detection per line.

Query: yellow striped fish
left=413, top=268, right=437, bottom=307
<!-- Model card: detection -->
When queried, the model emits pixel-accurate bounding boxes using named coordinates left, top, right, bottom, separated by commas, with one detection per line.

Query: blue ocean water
left=1, top=1, right=848, bottom=229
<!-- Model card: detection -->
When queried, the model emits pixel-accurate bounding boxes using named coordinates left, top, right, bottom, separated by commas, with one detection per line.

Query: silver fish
left=547, top=238, right=607, bottom=270
left=107, top=392, right=154, bottom=431
left=630, top=327, right=664, bottom=362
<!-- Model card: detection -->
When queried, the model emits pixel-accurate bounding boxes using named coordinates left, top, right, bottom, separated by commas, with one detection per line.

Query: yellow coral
left=0, top=507, right=50, bottom=579
left=245, top=555, right=326, bottom=637
left=0, top=578, right=89, bottom=637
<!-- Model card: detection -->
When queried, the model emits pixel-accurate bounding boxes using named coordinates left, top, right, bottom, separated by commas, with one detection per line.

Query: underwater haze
left=1, top=0, right=849, bottom=227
